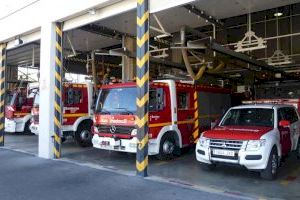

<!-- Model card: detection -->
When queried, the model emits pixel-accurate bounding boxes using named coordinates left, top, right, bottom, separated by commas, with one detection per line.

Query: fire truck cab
left=5, top=83, right=38, bottom=134
left=30, top=82, right=95, bottom=147
left=92, top=80, right=231, bottom=159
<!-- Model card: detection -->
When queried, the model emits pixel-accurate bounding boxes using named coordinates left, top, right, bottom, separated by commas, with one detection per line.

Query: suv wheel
left=260, top=147, right=278, bottom=180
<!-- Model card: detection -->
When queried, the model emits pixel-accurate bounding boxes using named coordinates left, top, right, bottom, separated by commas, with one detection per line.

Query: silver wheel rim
left=271, top=154, right=277, bottom=175
left=162, top=140, right=175, bottom=155
left=80, top=130, right=91, bottom=141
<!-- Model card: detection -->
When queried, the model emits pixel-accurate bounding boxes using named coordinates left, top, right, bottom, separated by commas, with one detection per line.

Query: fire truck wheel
left=75, top=122, right=92, bottom=147
left=260, top=147, right=278, bottom=180
left=23, top=121, right=33, bottom=135
left=156, top=133, right=178, bottom=160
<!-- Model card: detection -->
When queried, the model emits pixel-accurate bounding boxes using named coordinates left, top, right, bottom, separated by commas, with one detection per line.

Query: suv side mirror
left=279, top=120, right=290, bottom=127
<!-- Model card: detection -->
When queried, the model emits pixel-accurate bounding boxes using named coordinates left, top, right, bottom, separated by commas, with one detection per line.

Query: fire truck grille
left=209, top=139, right=243, bottom=150
left=96, top=125, right=134, bottom=135
left=33, top=115, right=39, bottom=123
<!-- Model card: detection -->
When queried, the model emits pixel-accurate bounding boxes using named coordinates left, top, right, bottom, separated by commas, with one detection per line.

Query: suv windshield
left=221, top=108, right=274, bottom=127
left=95, top=87, right=136, bottom=115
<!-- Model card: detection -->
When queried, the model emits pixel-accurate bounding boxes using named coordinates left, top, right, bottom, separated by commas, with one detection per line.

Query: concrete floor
left=4, top=133, right=300, bottom=200
left=0, top=149, right=242, bottom=200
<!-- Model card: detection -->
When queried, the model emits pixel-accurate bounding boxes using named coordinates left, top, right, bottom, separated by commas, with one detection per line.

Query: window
left=65, top=88, right=82, bottom=105
left=278, top=107, right=299, bottom=123
left=149, top=88, right=164, bottom=112
left=95, top=87, right=136, bottom=114
left=178, top=92, right=189, bottom=109
left=221, top=108, right=274, bottom=127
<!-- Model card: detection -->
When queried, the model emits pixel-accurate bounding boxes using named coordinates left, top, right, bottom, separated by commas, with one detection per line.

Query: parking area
left=3, top=1, right=300, bottom=200
left=4, top=133, right=300, bottom=199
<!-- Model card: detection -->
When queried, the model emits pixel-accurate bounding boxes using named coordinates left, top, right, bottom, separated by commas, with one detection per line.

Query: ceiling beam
left=80, top=24, right=130, bottom=41
left=183, top=4, right=224, bottom=27
left=182, top=26, right=300, bottom=81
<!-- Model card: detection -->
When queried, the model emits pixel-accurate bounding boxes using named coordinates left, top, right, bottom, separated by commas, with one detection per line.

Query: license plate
left=101, top=141, right=110, bottom=146
left=212, top=149, right=235, bottom=157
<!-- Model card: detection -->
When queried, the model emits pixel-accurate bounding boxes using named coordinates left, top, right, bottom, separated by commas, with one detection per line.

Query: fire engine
left=5, top=83, right=38, bottom=134
left=92, top=80, right=231, bottom=159
left=30, top=82, right=95, bottom=147
left=196, top=104, right=300, bottom=180
left=243, top=99, right=300, bottom=112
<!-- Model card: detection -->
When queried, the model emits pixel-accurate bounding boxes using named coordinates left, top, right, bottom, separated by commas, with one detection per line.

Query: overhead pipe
left=180, top=27, right=225, bottom=80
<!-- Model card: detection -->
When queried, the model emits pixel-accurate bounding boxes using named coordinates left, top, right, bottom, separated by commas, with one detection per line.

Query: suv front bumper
left=196, top=143, right=269, bottom=170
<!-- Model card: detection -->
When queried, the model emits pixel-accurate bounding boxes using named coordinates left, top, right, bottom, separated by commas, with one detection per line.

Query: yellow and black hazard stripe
left=136, top=0, right=149, bottom=177
left=192, top=91, right=199, bottom=143
left=0, top=43, right=6, bottom=146
left=53, top=22, right=63, bottom=158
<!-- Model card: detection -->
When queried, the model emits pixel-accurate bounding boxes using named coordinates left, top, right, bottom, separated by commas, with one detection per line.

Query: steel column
left=136, top=0, right=149, bottom=177
left=0, top=44, right=6, bottom=146
left=53, top=23, right=63, bottom=158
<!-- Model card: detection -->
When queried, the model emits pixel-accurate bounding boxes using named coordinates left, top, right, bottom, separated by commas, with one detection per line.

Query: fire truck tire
left=74, top=121, right=92, bottom=147
left=23, top=121, right=33, bottom=135
left=260, top=147, right=278, bottom=180
left=156, top=132, right=179, bottom=160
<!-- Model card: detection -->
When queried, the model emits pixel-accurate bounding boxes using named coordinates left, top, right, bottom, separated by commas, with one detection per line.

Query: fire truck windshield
left=95, top=87, right=137, bottom=115
left=221, top=108, right=274, bottom=127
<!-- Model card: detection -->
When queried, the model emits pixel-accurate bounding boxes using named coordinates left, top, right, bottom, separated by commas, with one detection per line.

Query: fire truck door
left=149, top=86, right=171, bottom=139
left=176, top=90, right=194, bottom=145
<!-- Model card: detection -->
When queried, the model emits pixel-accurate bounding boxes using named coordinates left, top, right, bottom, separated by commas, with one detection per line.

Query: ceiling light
left=274, top=12, right=283, bottom=17
left=88, top=8, right=96, bottom=15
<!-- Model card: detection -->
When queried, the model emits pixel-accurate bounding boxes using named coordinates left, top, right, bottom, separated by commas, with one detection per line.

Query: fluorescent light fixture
left=274, top=12, right=283, bottom=17
left=88, top=8, right=96, bottom=15
left=14, top=38, right=23, bottom=46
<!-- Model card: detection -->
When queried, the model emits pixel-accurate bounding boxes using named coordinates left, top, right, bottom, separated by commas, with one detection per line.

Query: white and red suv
left=196, top=104, right=300, bottom=180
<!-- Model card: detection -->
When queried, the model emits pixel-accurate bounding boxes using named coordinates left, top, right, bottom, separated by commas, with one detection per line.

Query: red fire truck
left=92, top=80, right=232, bottom=159
left=5, top=83, right=38, bottom=134
left=30, top=82, right=95, bottom=147
left=243, top=99, right=300, bottom=112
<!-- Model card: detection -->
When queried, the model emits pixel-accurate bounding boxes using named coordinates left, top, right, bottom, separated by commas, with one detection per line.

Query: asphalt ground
left=4, top=133, right=300, bottom=199
left=0, top=148, right=245, bottom=200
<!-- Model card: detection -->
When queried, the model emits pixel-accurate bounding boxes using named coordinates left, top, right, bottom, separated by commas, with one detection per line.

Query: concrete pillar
left=38, top=22, right=56, bottom=159
left=122, top=36, right=136, bottom=81
left=0, top=43, right=6, bottom=146
left=136, top=0, right=149, bottom=177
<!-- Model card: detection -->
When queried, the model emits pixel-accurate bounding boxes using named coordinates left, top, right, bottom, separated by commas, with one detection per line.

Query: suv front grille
left=209, top=139, right=243, bottom=150
left=96, top=125, right=134, bottom=135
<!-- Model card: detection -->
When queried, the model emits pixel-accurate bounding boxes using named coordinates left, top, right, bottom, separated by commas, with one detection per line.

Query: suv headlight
left=198, top=137, right=210, bottom=147
left=246, top=139, right=266, bottom=151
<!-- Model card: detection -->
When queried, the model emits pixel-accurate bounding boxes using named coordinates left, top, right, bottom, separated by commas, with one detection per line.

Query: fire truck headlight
left=198, top=137, right=210, bottom=148
left=93, top=126, right=99, bottom=133
left=246, top=139, right=266, bottom=151
left=131, top=129, right=137, bottom=137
